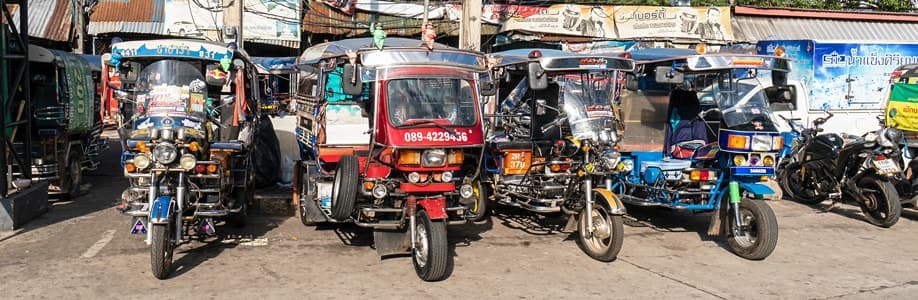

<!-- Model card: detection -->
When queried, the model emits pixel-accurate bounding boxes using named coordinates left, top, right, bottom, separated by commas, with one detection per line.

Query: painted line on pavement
left=81, top=230, right=116, bottom=258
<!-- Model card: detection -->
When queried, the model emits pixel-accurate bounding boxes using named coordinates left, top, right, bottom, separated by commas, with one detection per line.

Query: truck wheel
left=151, top=224, right=174, bottom=280
left=413, top=210, right=450, bottom=282
left=330, top=156, right=358, bottom=220
left=727, top=198, right=779, bottom=260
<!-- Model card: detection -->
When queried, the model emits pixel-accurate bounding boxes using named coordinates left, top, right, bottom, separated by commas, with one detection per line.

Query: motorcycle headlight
left=179, top=154, right=197, bottom=171
left=602, top=150, right=621, bottom=170
left=421, top=149, right=447, bottom=167
left=152, top=143, right=178, bottom=164
left=133, top=154, right=152, bottom=170
left=751, top=135, right=772, bottom=151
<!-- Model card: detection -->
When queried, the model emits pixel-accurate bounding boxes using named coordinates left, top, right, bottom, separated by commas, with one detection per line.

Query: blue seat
left=211, top=141, right=244, bottom=151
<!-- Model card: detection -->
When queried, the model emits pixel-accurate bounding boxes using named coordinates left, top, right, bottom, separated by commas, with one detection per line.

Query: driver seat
left=665, top=90, right=713, bottom=159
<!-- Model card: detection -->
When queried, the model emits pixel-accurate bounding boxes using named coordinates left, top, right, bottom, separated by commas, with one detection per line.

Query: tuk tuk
left=252, top=56, right=296, bottom=116
left=616, top=48, right=794, bottom=260
left=102, top=39, right=261, bottom=279
left=483, top=49, right=633, bottom=262
left=18, top=45, right=103, bottom=199
left=293, top=37, right=492, bottom=281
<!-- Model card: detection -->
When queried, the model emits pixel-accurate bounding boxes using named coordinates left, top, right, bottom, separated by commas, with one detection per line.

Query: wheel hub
left=591, top=210, right=611, bottom=240
left=414, top=223, right=429, bottom=268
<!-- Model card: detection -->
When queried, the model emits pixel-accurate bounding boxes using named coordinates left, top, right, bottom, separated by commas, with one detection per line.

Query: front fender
left=417, top=198, right=448, bottom=220
left=592, top=188, right=626, bottom=215
left=739, top=182, right=774, bottom=199
left=149, top=196, right=174, bottom=224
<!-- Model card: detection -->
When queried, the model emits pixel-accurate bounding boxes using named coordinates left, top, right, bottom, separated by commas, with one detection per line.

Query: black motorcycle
left=780, top=112, right=902, bottom=227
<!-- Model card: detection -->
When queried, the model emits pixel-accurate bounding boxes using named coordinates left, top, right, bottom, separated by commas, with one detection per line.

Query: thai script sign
left=614, top=6, right=733, bottom=41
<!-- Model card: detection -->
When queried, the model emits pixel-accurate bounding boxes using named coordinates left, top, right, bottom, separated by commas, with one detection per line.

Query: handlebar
left=540, top=114, right=568, bottom=134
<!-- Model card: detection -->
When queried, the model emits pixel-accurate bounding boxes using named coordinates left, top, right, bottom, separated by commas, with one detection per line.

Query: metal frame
left=1, top=0, right=33, bottom=197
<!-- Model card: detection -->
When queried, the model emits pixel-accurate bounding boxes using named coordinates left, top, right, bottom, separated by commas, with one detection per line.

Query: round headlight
left=408, top=172, right=421, bottom=183
left=602, top=150, right=621, bottom=170
left=179, top=154, right=197, bottom=171
left=133, top=154, right=152, bottom=170
left=733, top=154, right=747, bottom=166
left=161, top=128, right=175, bottom=141
left=422, top=149, right=447, bottom=167
left=372, top=185, right=388, bottom=199
left=459, top=184, right=474, bottom=199
left=763, top=155, right=775, bottom=167
left=441, top=171, right=453, bottom=182
left=152, top=143, right=178, bottom=164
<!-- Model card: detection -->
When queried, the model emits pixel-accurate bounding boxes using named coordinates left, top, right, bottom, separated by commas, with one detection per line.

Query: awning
left=732, top=9, right=918, bottom=42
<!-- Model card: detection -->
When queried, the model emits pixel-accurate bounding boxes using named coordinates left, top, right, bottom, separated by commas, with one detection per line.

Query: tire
left=465, top=179, right=490, bottom=223
left=577, top=193, right=624, bottom=262
left=858, top=176, right=902, bottom=228
left=151, top=224, right=174, bottom=280
left=413, top=210, right=450, bottom=282
left=330, top=156, right=358, bottom=220
left=727, top=198, right=779, bottom=260
left=227, top=199, right=247, bottom=228
left=779, top=163, right=826, bottom=205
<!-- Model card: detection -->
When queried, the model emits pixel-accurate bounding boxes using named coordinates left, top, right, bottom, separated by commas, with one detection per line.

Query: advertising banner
left=886, top=83, right=918, bottom=131
left=162, top=0, right=299, bottom=42
left=500, top=5, right=617, bottom=39
left=613, top=6, right=732, bottom=42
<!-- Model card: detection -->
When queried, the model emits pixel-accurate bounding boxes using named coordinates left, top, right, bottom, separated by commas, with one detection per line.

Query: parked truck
left=756, top=40, right=918, bottom=135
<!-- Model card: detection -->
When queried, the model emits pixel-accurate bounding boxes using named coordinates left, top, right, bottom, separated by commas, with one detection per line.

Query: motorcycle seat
left=211, top=141, right=244, bottom=151
left=492, top=140, right=554, bottom=152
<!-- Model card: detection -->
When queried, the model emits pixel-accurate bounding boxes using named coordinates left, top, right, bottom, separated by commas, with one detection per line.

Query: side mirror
left=765, top=84, right=797, bottom=106
left=654, top=66, right=683, bottom=84
left=528, top=62, right=548, bottom=91
left=121, top=62, right=140, bottom=84
left=480, top=79, right=497, bottom=97
left=341, top=64, right=363, bottom=96
left=625, top=73, right=639, bottom=91
left=535, top=99, right=547, bottom=115
left=205, top=64, right=228, bottom=86
left=233, top=59, right=245, bottom=70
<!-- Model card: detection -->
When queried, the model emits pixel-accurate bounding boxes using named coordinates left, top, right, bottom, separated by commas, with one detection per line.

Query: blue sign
left=758, top=40, right=918, bottom=110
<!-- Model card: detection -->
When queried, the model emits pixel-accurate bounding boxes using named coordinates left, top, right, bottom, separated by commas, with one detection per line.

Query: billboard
left=162, top=0, right=299, bottom=42
left=492, top=5, right=617, bottom=39
left=613, top=6, right=733, bottom=42
left=759, top=40, right=918, bottom=111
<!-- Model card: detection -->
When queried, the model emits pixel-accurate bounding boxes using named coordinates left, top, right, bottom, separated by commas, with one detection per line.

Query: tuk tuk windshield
left=697, top=71, right=776, bottom=131
left=134, top=60, right=208, bottom=118
left=560, top=72, right=617, bottom=140
left=387, top=78, right=477, bottom=127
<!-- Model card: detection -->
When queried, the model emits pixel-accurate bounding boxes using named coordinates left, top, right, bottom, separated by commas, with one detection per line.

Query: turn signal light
left=397, top=150, right=421, bottom=166
left=189, top=141, right=201, bottom=152
left=689, top=170, right=717, bottom=181
left=136, top=141, right=149, bottom=153
left=727, top=135, right=750, bottom=150
left=207, top=164, right=218, bottom=173
left=125, top=163, right=136, bottom=173
left=447, top=150, right=464, bottom=165
left=363, top=181, right=375, bottom=191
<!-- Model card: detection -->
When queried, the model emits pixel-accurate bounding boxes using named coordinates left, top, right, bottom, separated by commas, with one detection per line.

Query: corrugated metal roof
left=10, top=0, right=73, bottom=42
left=88, top=21, right=164, bottom=35
left=90, top=0, right=162, bottom=22
left=733, top=15, right=918, bottom=43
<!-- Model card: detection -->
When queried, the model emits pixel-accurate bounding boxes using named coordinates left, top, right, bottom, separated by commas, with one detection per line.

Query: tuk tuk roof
left=110, top=39, right=249, bottom=62
left=251, top=56, right=296, bottom=75
left=28, top=44, right=101, bottom=72
left=297, top=37, right=487, bottom=71
left=492, top=48, right=635, bottom=72
left=630, top=48, right=790, bottom=72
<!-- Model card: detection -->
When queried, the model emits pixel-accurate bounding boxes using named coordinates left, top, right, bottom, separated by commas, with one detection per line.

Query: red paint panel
left=399, top=182, right=455, bottom=193
left=365, top=163, right=391, bottom=178
left=418, top=198, right=448, bottom=219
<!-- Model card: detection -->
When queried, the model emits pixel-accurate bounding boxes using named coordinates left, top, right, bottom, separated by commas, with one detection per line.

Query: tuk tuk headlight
left=152, top=143, right=178, bottom=164
left=602, top=150, right=621, bottom=170
left=179, top=154, right=197, bottom=171
left=133, top=154, right=152, bottom=170
left=751, top=135, right=772, bottom=151
left=422, top=149, right=447, bottom=167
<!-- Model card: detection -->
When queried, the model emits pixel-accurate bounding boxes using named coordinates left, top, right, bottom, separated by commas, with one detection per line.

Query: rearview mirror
left=341, top=64, right=363, bottom=96
left=120, top=62, right=140, bottom=84
left=233, top=59, right=245, bottom=69
left=480, top=79, right=497, bottom=97
left=206, top=64, right=227, bottom=86
left=625, top=73, right=639, bottom=91
left=765, top=84, right=797, bottom=106
left=528, top=62, right=548, bottom=91
left=655, top=66, right=683, bottom=84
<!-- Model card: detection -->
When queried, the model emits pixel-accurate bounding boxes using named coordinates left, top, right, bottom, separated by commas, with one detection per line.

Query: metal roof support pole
left=1, top=0, right=33, bottom=196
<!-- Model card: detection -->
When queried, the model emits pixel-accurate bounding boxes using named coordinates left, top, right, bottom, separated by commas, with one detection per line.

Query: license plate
left=873, top=159, right=901, bottom=175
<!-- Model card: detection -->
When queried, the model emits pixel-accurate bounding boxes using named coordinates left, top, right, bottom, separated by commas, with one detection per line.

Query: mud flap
left=373, top=229, right=410, bottom=257
left=302, top=198, right=327, bottom=223
left=563, top=215, right=579, bottom=232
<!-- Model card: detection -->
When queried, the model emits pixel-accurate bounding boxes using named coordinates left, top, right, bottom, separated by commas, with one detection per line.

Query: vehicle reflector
left=207, top=164, right=218, bottom=173
left=195, top=164, right=206, bottom=173
left=125, top=163, right=136, bottom=173
left=397, top=150, right=421, bottom=166
left=727, top=135, right=750, bottom=150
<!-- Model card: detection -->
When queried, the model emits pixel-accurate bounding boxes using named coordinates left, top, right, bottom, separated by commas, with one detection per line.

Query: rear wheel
left=413, top=210, right=450, bottom=282
left=330, top=156, right=358, bottom=220
left=779, top=163, right=826, bottom=205
left=577, top=193, right=624, bottom=262
left=727, top=198, right=779, bottom=260
left=151, top=224, right=174, bottom=279
left=464, top=179, right=490, bottom=222
left=858, top=176, right=901, bottom=228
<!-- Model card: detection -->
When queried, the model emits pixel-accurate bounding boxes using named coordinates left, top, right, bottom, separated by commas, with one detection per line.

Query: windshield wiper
left=400, top=119, right=460, bottom=138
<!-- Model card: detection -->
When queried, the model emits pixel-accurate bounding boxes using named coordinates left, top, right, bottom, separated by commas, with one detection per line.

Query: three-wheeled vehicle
left=482, top=49, right=632, bottom=261
left=293, top=37, right=492, bottom=281
left=102, top=39, right=261, bottom=279
left=615, top=48, right=793, bottom=260
left=16, top=45, right=103, bottom=199
left=252, top=56, right=296, bottom=116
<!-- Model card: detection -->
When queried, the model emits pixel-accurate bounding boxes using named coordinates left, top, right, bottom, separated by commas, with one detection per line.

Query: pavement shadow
left=171, top=215, right=284, bottom=277
left=622, top=204, right=737, bottom=251
left=491, top=204, right=569, bottom=236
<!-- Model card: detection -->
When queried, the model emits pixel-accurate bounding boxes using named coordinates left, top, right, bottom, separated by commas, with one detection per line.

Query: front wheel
left=779, top=163, right=826, bottom=205
left=150, top=224, right=174, bottom=279
left=577, top=195, right=624, bottom=262
left=727, top=198, right=779, bottom=260
left=413, top=210, right=450, bottom=282
left=330, top=156, right=358, bottom=220
left=858, top=176, right=902, bottom=228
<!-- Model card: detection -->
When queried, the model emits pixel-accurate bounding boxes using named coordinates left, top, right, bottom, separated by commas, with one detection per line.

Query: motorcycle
left=103, top=39, right=258, bottom=278
left=780, top=113, right=902, bottom=227
left=483, top=49, right=632, bottom=261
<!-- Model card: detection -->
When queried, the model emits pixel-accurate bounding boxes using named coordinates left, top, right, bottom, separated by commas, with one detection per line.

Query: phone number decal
left=404, top=131, right=468, bottom=142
